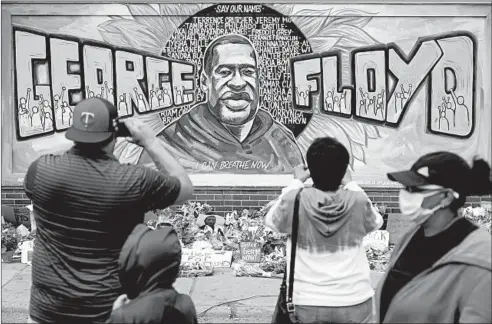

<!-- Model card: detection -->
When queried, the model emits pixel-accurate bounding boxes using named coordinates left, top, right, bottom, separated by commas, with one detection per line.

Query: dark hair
left=202, top=34, right=257, bottom=75
left=306, top=137, right=350, bottom=191
left=451, top=157, right=491, bottom=211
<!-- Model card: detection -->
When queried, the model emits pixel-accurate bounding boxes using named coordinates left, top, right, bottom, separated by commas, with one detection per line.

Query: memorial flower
left=462, top=205, right=491, bottom=233
left=97, top=3, right=382, bottom=169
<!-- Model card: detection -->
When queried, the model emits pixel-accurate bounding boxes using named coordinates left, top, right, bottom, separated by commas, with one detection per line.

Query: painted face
left=202, top=43, right=259, bottom=125
left=204, top=216, right=216, bottom=228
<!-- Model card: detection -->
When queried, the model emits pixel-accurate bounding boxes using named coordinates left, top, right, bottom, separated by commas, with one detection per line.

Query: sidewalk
left=1, top=263, right=385, bottom=323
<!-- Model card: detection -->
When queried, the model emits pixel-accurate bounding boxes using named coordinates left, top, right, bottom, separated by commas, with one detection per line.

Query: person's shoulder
left=174, top=293, right=197, bottom=323
left=175, top=293, right=196, bottom=311
left=340, top=182, right=369, bottom=201
left=32, top=151, right=66, bottom=168
left=114, top=163, right=150, bottom=177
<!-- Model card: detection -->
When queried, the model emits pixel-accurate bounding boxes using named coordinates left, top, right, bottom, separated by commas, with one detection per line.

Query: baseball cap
left=387, top=151, right=471, bottom=193
left=65, top=98, right=118, bottom=143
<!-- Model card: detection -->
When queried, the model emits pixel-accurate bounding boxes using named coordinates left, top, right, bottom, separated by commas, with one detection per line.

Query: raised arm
left=449, top=89, right=458, bottom=106
left=343, top=181, right=383, bottom=233
left=265, top=165, right=309, bottom=233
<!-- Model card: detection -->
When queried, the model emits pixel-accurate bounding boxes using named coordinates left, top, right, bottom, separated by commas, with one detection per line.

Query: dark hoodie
left=106, top=224, right=197, bottom=324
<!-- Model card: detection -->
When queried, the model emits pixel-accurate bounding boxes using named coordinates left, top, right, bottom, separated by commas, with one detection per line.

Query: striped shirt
left=24, top=146, right=181, bottom=323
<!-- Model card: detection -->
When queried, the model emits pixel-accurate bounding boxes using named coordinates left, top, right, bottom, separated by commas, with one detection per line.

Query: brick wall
left=2, top=185, right=491, bottom=220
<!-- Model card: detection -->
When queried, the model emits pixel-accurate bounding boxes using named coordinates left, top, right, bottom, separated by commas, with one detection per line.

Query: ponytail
left=468, top=157, right=492, bottom=195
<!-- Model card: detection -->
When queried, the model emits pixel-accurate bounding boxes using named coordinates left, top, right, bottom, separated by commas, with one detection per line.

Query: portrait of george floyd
left=114, top=34, right=305, bottom=174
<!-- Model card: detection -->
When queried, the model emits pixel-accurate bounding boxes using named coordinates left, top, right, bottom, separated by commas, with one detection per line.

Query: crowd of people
left=24, top=97, right=491, bottom=323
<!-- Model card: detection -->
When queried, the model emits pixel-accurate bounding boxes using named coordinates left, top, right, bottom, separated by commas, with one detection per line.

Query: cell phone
left=115, top=120, right=131, bottom=138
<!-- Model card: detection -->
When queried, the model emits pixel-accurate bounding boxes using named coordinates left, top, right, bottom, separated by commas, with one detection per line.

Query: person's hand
left=123, top=118, right=156, bottom=148
left=112, top=294, right=130, bottom=310
left=293, top=164, right=310, bottom=182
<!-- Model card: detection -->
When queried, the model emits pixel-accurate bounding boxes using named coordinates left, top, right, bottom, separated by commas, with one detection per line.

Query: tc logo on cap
left=80, top=112, right=95, bottom=128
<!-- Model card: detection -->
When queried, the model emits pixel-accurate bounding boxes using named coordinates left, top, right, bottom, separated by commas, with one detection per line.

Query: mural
left=4, top=3, right=491, bottom=185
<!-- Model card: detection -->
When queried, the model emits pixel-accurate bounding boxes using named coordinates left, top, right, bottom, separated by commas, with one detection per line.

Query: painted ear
left=200, top=72, right=208, bottom=93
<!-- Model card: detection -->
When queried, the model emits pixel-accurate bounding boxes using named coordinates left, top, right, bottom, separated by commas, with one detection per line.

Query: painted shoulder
left=161, top=103, right=205, bottom=136
left=262, top=108, right=298, bottom=141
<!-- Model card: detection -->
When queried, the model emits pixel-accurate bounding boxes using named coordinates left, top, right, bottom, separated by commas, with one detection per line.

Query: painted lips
left=221, top=92, right=252, bottom=110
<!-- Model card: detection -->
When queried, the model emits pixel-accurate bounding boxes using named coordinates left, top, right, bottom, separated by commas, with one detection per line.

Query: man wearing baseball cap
left=25, top=98, right=193, bottom=323
left=375, top=151, right=491, bottom=323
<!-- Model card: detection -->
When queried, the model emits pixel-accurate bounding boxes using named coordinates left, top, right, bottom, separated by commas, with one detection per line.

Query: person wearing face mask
left=375, top=151, right=491, bottom=323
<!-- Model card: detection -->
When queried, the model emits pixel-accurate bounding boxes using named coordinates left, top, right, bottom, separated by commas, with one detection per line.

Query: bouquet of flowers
left=1, top=223, right=20, bottom=252
left=462, top=205, right=491, bottom=233
left=366, top=244, right=394, bottom=271
left=259, top=246, right=286, bottom=274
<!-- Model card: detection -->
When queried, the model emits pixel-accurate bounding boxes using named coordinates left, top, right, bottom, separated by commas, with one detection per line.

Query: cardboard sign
left=386, top=214, right=414, bottom=244
left=182, top=248, right=232, bottom=268
left=363, top=230, right=389, bottom=249
left=239, top=241, right=262, bottom=263
left=20, top=240, right=34, bottom=264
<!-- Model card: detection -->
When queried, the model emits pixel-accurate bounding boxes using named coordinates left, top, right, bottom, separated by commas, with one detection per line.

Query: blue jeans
left=293, top=298, right=374, bottom=323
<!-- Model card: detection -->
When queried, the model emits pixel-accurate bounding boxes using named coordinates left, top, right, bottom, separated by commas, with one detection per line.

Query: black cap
left=387, top=151, right=471, bottom=193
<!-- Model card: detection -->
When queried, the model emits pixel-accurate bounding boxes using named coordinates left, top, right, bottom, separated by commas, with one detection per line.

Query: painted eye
left=217, top=69, right=232, bottom=77
left=242, top=69, right=255, bottom=77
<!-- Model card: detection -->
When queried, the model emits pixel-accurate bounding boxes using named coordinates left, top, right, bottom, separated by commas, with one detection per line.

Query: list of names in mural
left=162, top=4, right=310, bottom=129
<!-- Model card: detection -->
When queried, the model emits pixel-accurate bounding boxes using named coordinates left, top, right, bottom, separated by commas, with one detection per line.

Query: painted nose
left=228, top=70, right=247, bottom=90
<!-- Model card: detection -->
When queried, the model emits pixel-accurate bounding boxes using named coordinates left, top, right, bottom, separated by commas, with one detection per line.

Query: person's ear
left=200, top=72, right=209, bottom=93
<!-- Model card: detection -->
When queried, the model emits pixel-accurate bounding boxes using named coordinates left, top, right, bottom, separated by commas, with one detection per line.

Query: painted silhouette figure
left=182, top=86, right=190, bottom=103
left=359, top=100, right=366, bottom=115
left=325, top=89, right=334, bottom=111
left=133, top=88, right=147, bottom=112
left=395, top=92, right=402, bottom=113
left=340, top=91, right=348, bottom=113
left=173, top=86, right=181, bottom=105
left=44, top=111, right=53, bottom=131
left=62, top=101, right=71, bottom=126
left=334, top=96, right=341, bottom=112
left=18, top=101, right=31, bottom=129
left=359, top=87, right=369, bottom=115
left=150, top=85, right=159, bottom=109
left=138, top=94, right=147, bottom=111
left=368, top=96, right=375, bottom=116
left=119, top=95, right=128, bottom=115
left=300, top=91, right=306, bottom=106
left=163, top=88, right=172, bottom=106
left=304, top=85, right=312, bottom=106
left=450, top=89, right=470, bottom=127
left=295, top=87, right=301, bottom=105
left=401, top=84, right=412, bottom=102
left=31, top=106, right=42, bottom=129
left=436, top=105, right=450, bottom=130
left=442, top=96, right=455, bottom=127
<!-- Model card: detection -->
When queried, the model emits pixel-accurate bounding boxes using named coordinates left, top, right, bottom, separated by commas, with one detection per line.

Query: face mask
left=398, top=189, right=447, bottom=225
